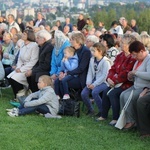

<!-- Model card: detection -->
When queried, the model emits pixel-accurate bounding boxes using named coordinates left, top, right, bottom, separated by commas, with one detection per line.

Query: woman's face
left=70, top=38, right=80, bottom=49
left=120, top=39, right=129, bottom=53
left=3, top=32, right=11, bottom=41
left=21, top=32, right=27, bottom=41
left=36, top=35, right=45, bottom=46
left=101, top=39, right=107, bottom=48
left=91, top=47, right=102, bottom=58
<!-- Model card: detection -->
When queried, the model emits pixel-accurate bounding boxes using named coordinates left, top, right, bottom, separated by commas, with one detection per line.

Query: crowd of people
left=0, top=12, right=150, bottom=138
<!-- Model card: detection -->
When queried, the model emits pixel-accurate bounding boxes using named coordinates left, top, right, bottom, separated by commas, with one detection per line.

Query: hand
left=87, top=84, right=94, bottom=90
left=59, top=72, right=65, bottom=80
left=25, top=70, right=32, bottom=77
left=15, top=68, right=21, bottom=73
left=107, top=78, right=114, bottom=87
left=139, top=88, right=149, bottom=98
left=12, top=66, right=16, bottom=69
left=128, top=71, right=136, bottom=80
left=50, top=74, right=57, bottom=80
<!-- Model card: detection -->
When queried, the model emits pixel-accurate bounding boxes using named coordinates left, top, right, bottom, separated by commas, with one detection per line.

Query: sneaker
left=63, top=94, right=70, bottom=99
left=0, top=79, right=11, bottom=89
left=96, top=117, right=106, bottom=121
left=109, top=120, right=117, bottom=126
left=7, top=111, right=19, bottom=117
left=6, top=107, right=18, bottom=112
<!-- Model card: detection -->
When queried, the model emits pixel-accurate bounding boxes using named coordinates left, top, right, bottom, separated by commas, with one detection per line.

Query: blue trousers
left=101, top=87, right=123, bottom=120
left=18, top=104, right=50, bottom=116
left=81, top=83, right=108, bottom=112
left=54, top=75, right=79, bottom=96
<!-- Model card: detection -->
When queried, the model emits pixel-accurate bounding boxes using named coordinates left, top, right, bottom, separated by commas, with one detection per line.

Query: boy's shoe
left=7, top=111, right=19, bottom=117
left=63, top=94, right=70, bottom=100
left=6, top=107, right=18, bottom=112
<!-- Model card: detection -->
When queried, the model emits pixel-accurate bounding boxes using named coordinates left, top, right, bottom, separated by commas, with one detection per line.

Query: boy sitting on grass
left=7, top=75, right=59, bottom=117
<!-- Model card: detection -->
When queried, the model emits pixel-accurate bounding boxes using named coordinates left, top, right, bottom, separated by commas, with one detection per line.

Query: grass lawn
left=0, top=88, right=150, bottom=150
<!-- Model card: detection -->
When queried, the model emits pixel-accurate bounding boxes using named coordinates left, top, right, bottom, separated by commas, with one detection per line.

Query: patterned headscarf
left=54, top=30, right=68, bottom=55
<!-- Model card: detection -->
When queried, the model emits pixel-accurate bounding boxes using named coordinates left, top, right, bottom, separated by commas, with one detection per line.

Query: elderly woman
left=97, top=34, right=137, bottom=124
left=7, top=29, right=39, bottom=100
left=85, top=35, right=99, bottom=49
left=1, top=32, right=14, bottom=68
left=25, top=30, right=53, bottom=92
left=120, top=41, right=150, bottom=129
left=50, top=30, right=70, bottom=80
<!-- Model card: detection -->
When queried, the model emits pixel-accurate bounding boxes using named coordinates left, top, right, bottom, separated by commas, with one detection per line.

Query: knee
left=91, top=90, right=99, bottom=97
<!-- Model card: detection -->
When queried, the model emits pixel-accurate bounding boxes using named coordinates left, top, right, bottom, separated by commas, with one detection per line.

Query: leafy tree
left=25, top=15, right=34, bottom=22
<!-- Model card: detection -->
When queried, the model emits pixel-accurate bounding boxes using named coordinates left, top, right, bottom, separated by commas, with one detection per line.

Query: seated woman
left=25, top=30, right=54, bottom=92
left=50, top=30, right=70, bottom=80
left=81, top=43, right=111, bottom=116
left=54, top=46, right=78, bottom=99
left=101, top=34, right=119, bottom=65
left=65, top=32, right=91, bottom=96
left=7, top=75, right=59, bottom=117
left=7, top=29, right=39, bottom=101
left=97, top=34, right=137, bottom=125
left=120, top=41, right=150, bottom=129
left=1, top=32, right=15, bottom=68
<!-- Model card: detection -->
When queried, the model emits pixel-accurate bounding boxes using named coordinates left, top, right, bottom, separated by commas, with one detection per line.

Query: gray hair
left=37, top=29, right=52, bottom=41
left=86, top=35, right=99, bottom=43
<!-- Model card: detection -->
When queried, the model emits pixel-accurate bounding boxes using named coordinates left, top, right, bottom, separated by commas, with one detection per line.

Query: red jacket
left=107, top=52, right=136, bottom=90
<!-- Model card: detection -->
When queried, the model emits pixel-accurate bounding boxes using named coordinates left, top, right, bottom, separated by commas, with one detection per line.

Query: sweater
left=86, top=56, right=111, bottom=87
left=24, top=86, right=59, bottom=116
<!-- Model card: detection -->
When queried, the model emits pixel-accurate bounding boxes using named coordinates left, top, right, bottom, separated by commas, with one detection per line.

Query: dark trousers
left=101, top=87, right=123, bottom=120
left=5, top=67, right=14, bottom=78
left=18, top=104, right=50, bottom=116
left=133, top=92, right=150, bottom=135
left=8, top=78, right=24, bottom=98
left=54, top=76, right=81, bottom=97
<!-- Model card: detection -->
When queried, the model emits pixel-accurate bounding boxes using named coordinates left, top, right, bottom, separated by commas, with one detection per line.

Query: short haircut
left=71, top=32, right=85, bottom=45
left=64, top=46, right=75, bottom=54
left=92, top=42, right=106, bottom=56
left=87, top=35, right=99, bottom=43
left=37, top=29, right=52, bottom=41
left=101, top=34, right=115, bottom=48
left=24, top=29, right=35, bottom=42
left=8, top=14, right=15, bottom=20
left=39, top=75, right=53, bottom=87
left=129, top=41, right=145, bottom=53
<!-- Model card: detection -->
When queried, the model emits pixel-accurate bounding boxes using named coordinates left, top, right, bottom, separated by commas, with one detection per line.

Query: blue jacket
left=61, top=54, right=78, bottom=73
left=50, top=40, right=70, bottom=76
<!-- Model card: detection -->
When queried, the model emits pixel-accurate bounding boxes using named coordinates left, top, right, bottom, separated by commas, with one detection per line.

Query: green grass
left=0, top=88, right=150, bottom=150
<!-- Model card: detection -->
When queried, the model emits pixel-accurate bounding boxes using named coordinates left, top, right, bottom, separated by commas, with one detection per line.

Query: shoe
left=63, top=94, right=70, bottom=100
left=109, top=120, right=117, bottom=126
left=7, top=110, right=19, bottom=117
left=86, top=110, right=95, bottom=116
left=123, top=123, right=135, bottom=130
left=96, top=117, right=106, bottom=121
left=6, top=107, right=18, bottom=112
left=95, top=112, right=101, bottom=117
left=0, top=79, right=11, bottom=89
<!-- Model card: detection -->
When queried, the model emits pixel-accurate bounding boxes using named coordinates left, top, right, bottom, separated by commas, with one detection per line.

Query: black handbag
left=58, top=98, right=80, bottom=118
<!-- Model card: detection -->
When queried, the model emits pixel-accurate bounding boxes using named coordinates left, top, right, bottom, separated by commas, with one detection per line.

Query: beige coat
left=8, top=42, right=39, bottom=87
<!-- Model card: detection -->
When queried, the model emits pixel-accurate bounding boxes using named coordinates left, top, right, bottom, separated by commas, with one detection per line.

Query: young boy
left=7, top=75, right=59, bottom=117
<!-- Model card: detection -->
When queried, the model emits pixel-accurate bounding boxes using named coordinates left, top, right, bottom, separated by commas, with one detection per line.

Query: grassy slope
left=0, top=89, right=150, bottom=150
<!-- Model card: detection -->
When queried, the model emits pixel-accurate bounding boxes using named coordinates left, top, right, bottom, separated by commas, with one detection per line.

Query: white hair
left=86, top=35, right=99, bottom=43
left=0, top=23, right=8, bottom=30
left=37, top=29, right=52, bottom=41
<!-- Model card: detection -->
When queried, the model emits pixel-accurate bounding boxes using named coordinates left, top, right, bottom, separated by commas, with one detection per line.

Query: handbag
left=58, top=98, right=80, bottom=118
left=115, top=90, right=133, bottom=130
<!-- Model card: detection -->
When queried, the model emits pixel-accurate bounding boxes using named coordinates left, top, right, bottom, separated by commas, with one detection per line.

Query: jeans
left=54, top=75, right=76, bottom=96
left=81, top=83, right=108, bottom=112
left=101, top=87, right=123, bottom=120
left=18, top=104, right=50, bottom=116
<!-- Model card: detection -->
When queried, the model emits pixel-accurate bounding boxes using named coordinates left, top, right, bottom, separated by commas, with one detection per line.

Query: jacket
left=24, top=86, right=59, bottom=116
left=67, top=45, right=91, bottom=88
left=50, top=40, right=71, bottom=76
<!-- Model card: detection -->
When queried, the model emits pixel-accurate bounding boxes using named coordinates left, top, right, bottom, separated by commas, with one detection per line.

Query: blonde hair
left=39, top=75, right=53, bottom=87
left=64, top=46, right=75, bottom=55
left=140, top=34, right=150, bottom=51
left=70, top=32, right=85, bottom=45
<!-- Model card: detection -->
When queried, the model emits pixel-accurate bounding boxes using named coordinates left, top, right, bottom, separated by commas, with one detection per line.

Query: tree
left=25, top=15, right=34, bottom=22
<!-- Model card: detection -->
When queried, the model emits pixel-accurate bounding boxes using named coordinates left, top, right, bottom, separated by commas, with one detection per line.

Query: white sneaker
left=7, top=111, right=19, bottom=117
left=63, top=94, right=70, bottom=99
left=6, top=108, right=18, bottom=112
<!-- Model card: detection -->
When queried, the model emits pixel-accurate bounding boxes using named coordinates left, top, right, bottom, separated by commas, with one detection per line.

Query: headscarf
left=54, top=30, right=68, bottom=55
